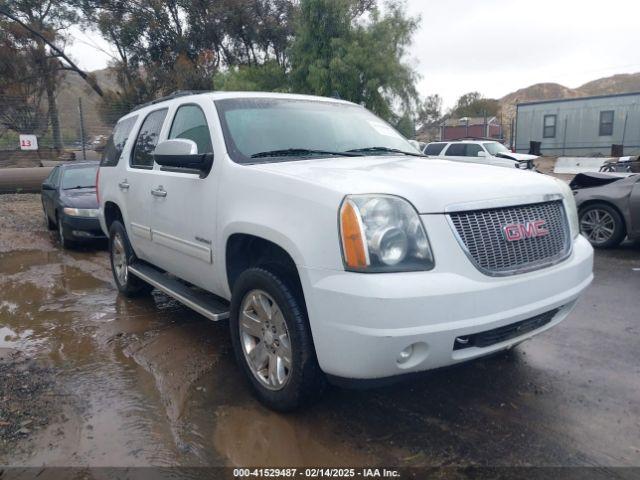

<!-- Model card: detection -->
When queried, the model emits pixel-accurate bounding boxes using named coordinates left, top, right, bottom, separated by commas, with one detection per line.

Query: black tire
left=579, top=203, right=626, bottom=248
left=43, top=204, right=55, bottom=230
left=108, top=220, right=153, bottom=297
left=229, top=267, right=325, bottom=411
left=57, top=214, right=74, bottom=249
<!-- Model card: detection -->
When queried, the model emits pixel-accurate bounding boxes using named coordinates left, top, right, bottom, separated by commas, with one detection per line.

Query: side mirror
left=153, top=139, right=213, bottom=176
left=42, top=182, right=55, bottom=191
left=476, top=151, right=488, bottom=157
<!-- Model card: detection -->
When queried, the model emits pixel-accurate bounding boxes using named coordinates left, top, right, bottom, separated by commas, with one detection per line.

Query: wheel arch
left=224, top=231, right=305, bottom=306
left=103, top=201, right=124, bottom=231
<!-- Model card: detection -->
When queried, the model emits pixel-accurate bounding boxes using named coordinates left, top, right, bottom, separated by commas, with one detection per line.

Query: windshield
left=215, top=98, right=419, bottom=163
left=61, top=166, right=98, bottom=189
left=483, top=142, right=510, bottom=155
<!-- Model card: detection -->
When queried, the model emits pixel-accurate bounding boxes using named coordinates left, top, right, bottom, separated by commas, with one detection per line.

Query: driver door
left=145, top=99, right=220, bottom=289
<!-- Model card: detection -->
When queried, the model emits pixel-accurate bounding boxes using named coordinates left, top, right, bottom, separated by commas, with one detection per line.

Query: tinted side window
left=464, top=144, right=483, bottom=157
left=101, top=116, right=138, bottom=167
left=169, top=105, right=213, bottom=153
left=131, top=109, right=168, bottom=169
left=444, top=143, right=465, bottom=156
left=424, top=143, right=446, bottom=155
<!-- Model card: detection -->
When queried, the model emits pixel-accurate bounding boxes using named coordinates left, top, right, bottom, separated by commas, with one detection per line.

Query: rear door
left=144, top=99, right=219, bottom=288
left=124, top=108, right=169, bottom=262
left=98, top=115, right=139, bottom=235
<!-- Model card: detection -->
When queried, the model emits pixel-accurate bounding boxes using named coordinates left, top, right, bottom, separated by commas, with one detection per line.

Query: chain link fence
left=0, top=94, right=120, bottom=168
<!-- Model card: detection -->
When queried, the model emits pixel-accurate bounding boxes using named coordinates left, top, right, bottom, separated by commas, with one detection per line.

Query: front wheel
left=579, top=203, right=626, bottom=248
left=229, top=267, right=325, bottom=411
left=57, top=215, right=73, bottom=249
left=43, top=204, right=55, bottom=230
left=109, top=220, right=152, bottom=297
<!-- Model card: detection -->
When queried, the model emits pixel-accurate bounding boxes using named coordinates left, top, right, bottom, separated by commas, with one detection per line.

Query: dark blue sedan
left=41, top=162, right=106, bottom=248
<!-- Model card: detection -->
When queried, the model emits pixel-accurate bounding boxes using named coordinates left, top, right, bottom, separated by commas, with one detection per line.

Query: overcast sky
left=66, top=0, right=639, bottom=110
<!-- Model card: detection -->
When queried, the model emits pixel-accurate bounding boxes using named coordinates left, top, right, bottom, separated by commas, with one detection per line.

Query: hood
left=60, top=188, right=99, bottom=209
left=496, top=152, right=538, bottom=162
left=251, top=156, right=563, bottom=213
left=570, top=172, right=639, bottom=190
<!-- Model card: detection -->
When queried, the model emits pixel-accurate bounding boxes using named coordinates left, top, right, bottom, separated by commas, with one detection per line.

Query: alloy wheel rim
left=581, top=209, right=615, bottom=244
left=112, top=233, right=128, bottom=285
left=239, top=289, right=292, bottom=391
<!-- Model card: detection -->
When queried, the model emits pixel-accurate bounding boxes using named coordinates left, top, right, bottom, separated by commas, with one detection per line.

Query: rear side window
left=444, top=143, right=465, bottom=156
left=101, top=116, right=138, bottom=167
left=424, top=143, right=446, bottom=155
left=131, top=108, right=168, bottom=169
left=169, top=104, right=213, bottom=153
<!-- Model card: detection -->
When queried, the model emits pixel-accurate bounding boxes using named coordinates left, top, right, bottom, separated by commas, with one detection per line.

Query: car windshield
left=215, top=98, right=420, bottom=163
left=483, top=142, right=510, bottom=155
left=61, top=166, right=98, bottom=189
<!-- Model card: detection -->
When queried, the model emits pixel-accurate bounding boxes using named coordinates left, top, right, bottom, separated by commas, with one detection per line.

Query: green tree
left=417, top=94, right=442, bottom=126
left=290, top=0, right=420, bottom=121
left=214, top=60, right=289, bottom=92
left=394, top=112, right=415, bottom=138
left=451, top=91, right=499, bottom=118
left=0, top=0, right=81, bottom=150
left=79, top=0, right=297, bottom=123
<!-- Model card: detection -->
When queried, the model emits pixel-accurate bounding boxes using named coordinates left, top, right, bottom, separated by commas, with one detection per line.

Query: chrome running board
left=128, top=262, right=230, bottom=321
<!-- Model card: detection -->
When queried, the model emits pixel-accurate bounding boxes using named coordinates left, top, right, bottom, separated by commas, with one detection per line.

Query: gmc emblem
left=502, top=220, right=549, bottom=242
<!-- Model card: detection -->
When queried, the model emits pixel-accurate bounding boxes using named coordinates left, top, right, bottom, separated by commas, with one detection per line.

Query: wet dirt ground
left=0, top=194, right=639, bottom=469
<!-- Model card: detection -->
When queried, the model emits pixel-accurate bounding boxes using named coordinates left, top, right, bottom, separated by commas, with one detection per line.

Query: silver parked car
left=571, top=172, right=640, bottom=247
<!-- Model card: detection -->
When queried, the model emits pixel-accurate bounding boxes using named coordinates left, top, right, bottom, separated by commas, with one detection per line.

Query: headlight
left=553, top=179, right=579, bottom=239
left=339, top=195, right=434, bottom=272
left=63, top=207, right=98, bottom=218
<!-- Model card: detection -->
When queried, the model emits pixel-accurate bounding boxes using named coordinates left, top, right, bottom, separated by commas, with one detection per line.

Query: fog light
left=397, top=345, right=413, bottom=364
left=72, top=230, right=92, bottom=237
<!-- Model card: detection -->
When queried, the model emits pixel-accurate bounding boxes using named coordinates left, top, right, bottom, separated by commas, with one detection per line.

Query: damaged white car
left=424, top=140, right=538, bottom=170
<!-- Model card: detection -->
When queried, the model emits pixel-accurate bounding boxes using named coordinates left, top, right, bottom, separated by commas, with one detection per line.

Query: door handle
left=151, top=186, right=167, bottom=198
left=118, top=180, right=130, bottom=190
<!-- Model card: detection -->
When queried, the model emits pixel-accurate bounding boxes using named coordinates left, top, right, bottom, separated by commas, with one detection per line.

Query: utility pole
left=78, top=98, right=86, bottom=161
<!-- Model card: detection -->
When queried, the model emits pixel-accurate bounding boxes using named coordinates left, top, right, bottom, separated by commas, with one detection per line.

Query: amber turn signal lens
left=340, top=200, right=368, bottom=268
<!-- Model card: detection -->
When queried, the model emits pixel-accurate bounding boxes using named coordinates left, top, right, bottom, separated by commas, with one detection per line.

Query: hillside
left=55, top=68, right=118, bottom=143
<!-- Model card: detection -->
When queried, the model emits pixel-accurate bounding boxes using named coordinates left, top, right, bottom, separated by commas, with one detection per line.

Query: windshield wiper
left=250, top=148, right=362, bottom=159
left=63, top=185, right=95, bottom=190
left=346, top=147, right=425, bottom=157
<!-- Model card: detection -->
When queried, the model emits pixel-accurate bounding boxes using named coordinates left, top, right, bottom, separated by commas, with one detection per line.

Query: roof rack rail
left=448, top=136, right=504, bottom=142
left=132, top=90, right=213, bottom=111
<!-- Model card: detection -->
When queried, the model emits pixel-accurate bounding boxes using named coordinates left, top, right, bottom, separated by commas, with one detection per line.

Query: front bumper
left=60, top=215, right=106, bottom=241
left=302, top=234, right=593, bottom=379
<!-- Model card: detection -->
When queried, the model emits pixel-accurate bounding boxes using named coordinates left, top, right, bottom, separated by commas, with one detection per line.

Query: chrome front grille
left=448, top=200, right=571, bottom=276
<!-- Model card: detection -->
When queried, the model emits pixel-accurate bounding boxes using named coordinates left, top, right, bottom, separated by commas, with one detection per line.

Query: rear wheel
left=230, top=267, right=325, bottom=411
left=109, top=220, right=152, bottom=296
left=579, top=203, right=626, bottom=248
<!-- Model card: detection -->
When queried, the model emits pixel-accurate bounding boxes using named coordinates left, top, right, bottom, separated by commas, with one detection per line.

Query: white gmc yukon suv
left=97, top=91, right=594, bottom=411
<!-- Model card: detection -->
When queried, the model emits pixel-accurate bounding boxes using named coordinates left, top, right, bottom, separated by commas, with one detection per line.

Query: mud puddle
left=0, top=247, right=377, bottom=467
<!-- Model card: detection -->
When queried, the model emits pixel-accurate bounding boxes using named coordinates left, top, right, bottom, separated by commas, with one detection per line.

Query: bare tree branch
left=0, top=7, right=104, bottom=97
